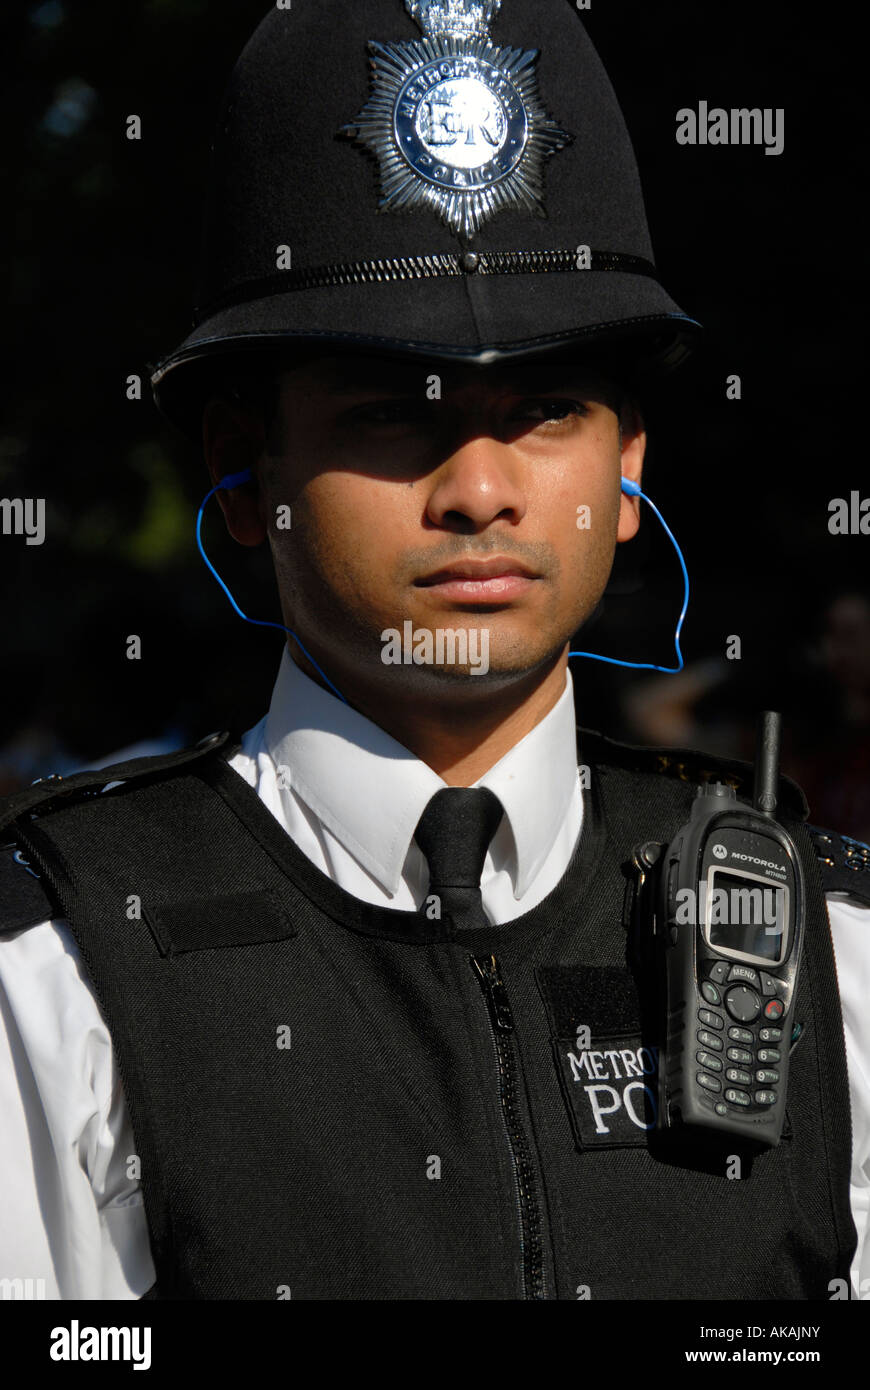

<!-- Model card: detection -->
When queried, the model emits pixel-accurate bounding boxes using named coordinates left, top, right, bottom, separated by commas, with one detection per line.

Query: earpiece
left=216, top=468, right=253, bottom=490
left=620, top=476, right=642, bottom=497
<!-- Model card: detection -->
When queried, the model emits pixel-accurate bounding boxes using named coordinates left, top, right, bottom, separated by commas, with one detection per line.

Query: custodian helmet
left=150, top=0, right=700, bottom=438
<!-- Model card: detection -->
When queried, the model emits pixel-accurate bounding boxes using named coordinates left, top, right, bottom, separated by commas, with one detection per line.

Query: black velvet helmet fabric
left=151, top=0, right=701, bottom=436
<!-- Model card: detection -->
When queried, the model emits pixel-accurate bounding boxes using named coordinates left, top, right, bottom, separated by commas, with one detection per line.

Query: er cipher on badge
left=341, top=0, right=572, bottom=238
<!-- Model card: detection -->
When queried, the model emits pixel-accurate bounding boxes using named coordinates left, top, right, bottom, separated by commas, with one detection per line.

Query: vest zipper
left=470, top=953, right=546, bottom=1300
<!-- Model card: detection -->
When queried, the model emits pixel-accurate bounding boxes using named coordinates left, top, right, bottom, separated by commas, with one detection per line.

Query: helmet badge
left=341, top=0, right=571, bottom=239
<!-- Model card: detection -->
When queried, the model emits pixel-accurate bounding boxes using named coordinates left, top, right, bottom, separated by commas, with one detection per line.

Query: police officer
left=0, top=0, right=868, bottom=1301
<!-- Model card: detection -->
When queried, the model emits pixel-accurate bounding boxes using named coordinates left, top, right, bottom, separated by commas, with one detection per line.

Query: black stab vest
left=7, top=732, right=857, bottom=1300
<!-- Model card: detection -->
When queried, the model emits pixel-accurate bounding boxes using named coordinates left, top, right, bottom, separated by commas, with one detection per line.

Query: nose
left=424, top=434, right=527, bottom=533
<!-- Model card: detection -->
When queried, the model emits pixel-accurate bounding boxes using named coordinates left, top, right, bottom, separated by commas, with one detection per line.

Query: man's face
left=210, top=353, right=645, bottom=702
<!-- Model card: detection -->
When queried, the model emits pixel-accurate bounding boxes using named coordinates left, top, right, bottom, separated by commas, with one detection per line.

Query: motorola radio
left=633, top=711, right=805, bottom=1148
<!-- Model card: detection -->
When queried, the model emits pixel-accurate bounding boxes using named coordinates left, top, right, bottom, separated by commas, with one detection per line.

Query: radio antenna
left=754, top=710, right=782, bottom=818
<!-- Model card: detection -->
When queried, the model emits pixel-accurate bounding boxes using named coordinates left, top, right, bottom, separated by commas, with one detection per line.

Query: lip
left=419, top=575, right=536, bottom=601
left=415, top=557, right=540, bottom=586
left=414, top=557, right=540, bottom=603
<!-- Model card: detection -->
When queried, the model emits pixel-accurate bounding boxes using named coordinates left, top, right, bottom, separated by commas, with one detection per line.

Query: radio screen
left=706, top=869, right=786, bottom=962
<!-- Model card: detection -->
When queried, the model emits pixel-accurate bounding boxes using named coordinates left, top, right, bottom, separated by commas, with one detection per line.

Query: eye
left=513, top=398, right=590, bottom=428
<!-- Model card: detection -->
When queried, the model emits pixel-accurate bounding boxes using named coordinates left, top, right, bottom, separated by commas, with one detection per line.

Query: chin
left=374, top=625, right=568, bottom=688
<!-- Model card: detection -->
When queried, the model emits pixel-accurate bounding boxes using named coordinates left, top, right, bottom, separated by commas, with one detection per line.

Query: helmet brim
left=151, top=267, right=701, bottom=440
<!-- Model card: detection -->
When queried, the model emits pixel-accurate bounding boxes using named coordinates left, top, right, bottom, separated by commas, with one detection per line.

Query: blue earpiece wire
left=568, top=477, right=689, bottom=672
left=195, top=468, right=350, bottom=705
left=196, top=471, right=688, bottom=702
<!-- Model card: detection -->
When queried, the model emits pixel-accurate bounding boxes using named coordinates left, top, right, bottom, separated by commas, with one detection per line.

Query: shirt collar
left=264, top=649, right=580, bottom=900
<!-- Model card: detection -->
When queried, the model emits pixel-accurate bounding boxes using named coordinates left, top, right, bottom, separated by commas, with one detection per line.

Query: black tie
left=414, top=787, right=504, bottom=932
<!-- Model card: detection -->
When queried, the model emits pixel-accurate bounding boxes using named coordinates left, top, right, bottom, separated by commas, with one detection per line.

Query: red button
left=764, top=999, right=784, bottom=1020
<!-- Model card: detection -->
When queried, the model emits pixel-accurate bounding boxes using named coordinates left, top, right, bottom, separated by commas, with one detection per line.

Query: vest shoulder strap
left=0, top=732, right=239, bottom=935
left=807, top=825, right=870, bottom=907
left=577, top=723, right=809, bottom=821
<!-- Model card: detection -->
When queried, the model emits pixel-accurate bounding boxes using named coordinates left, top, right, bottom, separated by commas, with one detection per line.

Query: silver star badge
left=341, top=0, right=572, bottom=239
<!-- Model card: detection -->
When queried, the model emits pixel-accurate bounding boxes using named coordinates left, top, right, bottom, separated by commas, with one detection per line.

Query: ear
left=616, top=401, right=647, bottom=544
left=202, top=398, right=268, bottom=547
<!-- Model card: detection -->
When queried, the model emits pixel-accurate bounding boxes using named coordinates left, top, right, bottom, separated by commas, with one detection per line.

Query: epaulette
left=0, top=731, right=237, bottom=935
left=807, top=826, right=870, bottom=908
left=577, top=725, right=809, bottom=822
left=0, top=842, right=60, bottom=932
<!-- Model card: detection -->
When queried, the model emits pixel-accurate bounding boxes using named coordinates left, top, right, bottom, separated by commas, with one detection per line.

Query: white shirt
left=0, top=653, right=867, bottom=1299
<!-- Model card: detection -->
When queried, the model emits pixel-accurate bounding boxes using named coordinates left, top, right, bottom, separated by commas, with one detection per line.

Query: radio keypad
left=697, top=955, right=793, bottom=1116
left=695, top=973, right=789, bottom=1115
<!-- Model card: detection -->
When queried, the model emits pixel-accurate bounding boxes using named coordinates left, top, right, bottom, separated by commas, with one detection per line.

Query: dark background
left=2, top=0, right=868, bottom=835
